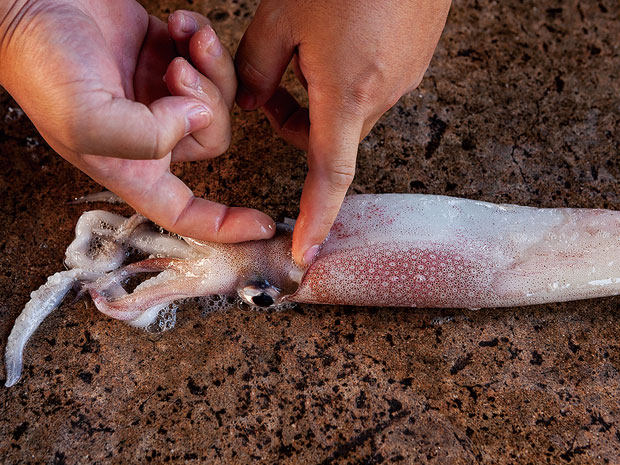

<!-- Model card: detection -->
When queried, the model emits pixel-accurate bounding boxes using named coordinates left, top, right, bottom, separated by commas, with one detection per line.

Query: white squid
left=5, top=194, right=620, bottom=386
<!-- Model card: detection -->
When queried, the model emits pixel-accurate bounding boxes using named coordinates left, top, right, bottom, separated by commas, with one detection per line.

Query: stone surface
left=1, top=0, right=620, bottom=463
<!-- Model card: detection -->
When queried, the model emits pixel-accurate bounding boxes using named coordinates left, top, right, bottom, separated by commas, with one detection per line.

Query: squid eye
left=238, top=280, right=281, bottom=308
left=252, top=293, right=274, bottom=308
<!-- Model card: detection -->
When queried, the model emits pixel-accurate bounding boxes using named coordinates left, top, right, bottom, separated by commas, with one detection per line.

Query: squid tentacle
left=4, top=269, right=102, bottom=387
left=86, top=257, right=193, bottom=293
left=88, top=257, right=237, bottom=322
left=4, top=222, right=201, bottom=386
left=89, top=273, right=220, bottom=320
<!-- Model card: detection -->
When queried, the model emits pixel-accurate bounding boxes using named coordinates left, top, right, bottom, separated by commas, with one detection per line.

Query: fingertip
left=164, top=56, right=187, bottom=85
left=236, top=85, right=257, bottom=110
left=302, top=245, right=320, bottom=266
left=184, top=103, right=212, bottom=136
left=291, top=213, right=327, bottom=266
left=192, top=24, right=223, bottom=57
left=187, top=25, right=236, bottom=109
left=168, top=10, right=198, bottom=38
left=218, top=207, right=276, bottom=242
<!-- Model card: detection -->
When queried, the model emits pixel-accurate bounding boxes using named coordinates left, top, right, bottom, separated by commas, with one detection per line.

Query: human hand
left=0, top=0, right=274, bottom=242
left=235, top=0, right=451, bottom=264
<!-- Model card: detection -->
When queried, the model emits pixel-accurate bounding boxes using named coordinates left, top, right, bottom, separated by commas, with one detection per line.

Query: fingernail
left=204, top=25, right=223, bottom=57
left=179, top=12, right=198, bottom=34
left=236, top=85, right=256, bottom=110
left=302, top=245, right=320, bottom=266
left=185, top=104, right=211, bottom=134
left=180, top=63, right=199, bottom=89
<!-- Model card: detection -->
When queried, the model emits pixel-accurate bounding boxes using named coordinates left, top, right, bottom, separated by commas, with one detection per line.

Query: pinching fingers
left=168, top=10, right=211, bottom=58
left=168, top=10, right=235, bottom=109
left=164, top=57, right=232, bottom=162
left=188, top=25, right=237, bottom=109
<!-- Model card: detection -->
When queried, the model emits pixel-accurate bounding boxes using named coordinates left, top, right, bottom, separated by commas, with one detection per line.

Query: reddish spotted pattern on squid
left=294, top=244, right=496, bottom=307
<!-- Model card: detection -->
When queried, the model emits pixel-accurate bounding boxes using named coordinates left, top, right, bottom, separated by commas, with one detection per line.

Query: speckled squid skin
left=291, top=195, right=620, bottom=307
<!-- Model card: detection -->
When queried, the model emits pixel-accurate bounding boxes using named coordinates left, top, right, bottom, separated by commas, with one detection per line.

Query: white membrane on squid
left=4, top=269, right=101, bottom=387
left=127, top=226, right=196, bottom=259
left=65, top=211, right=128, bottom=272
left=129, top=303, right=169, bottom=329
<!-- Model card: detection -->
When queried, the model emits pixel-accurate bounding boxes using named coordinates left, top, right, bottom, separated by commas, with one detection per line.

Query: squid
left=6, top=194, right=620, bottom=386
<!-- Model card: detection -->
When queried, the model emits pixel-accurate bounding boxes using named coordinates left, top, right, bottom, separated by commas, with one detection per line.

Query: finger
left=234, top=3, right=295, bottom=110
left=79, top=154, right=275, bottom=242
left=170, top=134, right=221, bottom=163
left=136, top=172, right=276, bottom=242
left=72, top=93, right=211, bottom=159
left=164, top=57, right=231, bottom=162
left=134, top=15, right=178, bottom=103
left=360, top=114, right=382, bottom=141
left=168, top=11, right=236, bottom=108
left=261, top=87, right=309, bottom=151
left=292, top=54, right=308, bottom=90
left=189, top=25, right=237, bottom=109
left=168, top=10, right=211, bottom=58
left=292, top=96, right=364, bottom=266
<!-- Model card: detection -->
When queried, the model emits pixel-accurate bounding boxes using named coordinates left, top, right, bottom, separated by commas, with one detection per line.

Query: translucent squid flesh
left=6, top=194, right=620, bottom=386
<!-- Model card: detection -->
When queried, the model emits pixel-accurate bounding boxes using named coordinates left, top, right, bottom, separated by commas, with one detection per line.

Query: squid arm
left=88, top=257, right=238, bottom=321
left=4, top=269, right=102, bottom=387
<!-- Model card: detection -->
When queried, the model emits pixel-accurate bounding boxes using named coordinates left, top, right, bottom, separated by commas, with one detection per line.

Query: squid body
left=5, top=194, right=620, bottom=386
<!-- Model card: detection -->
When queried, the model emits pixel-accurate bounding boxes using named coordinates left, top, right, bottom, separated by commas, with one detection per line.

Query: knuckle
left=147, top=131, right=167, bottom=159
left=325, top=164, right=355, bottom=192
left=188, top=130, right=231, bottom=159
left=346, top=62, right=388, bottom=108
left=235, top=58, right=265, bottom=90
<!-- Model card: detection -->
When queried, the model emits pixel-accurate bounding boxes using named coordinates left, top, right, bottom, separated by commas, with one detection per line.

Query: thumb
left=71, top=94, right=212, bottom=159
left=292, top=95, right=364, bottom=266
left=234, top=3, right=295, bottom=110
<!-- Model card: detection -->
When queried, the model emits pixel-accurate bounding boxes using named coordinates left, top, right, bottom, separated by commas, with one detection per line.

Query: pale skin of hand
left=235, top=0, right=452, bottom=265
left=0, top=0, right=275, bottom=243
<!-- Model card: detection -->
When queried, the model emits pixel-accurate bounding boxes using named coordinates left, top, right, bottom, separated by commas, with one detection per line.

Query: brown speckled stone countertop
left=1, top=0, right=620, bottom=463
